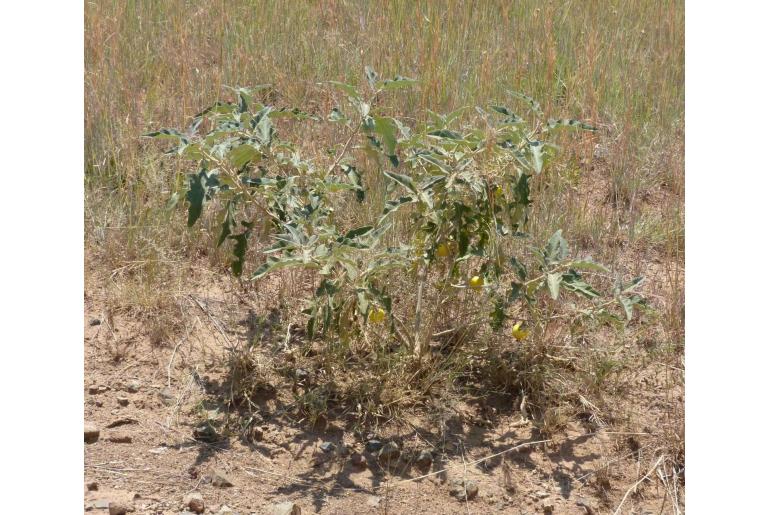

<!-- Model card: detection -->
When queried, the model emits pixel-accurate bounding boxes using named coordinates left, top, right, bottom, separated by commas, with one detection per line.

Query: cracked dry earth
left=84, top=264, right=680, bottom=515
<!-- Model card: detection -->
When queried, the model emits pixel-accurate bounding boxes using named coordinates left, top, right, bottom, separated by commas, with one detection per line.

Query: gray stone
left=125, top=379, right=141, bottom=393
left=378, top=441, right=400, bottom=461
left=210, top=468, right=234, bottom=488
left=416, top=449, right=433, bottom=469
left=216, top=505, right=238, bottom=515
left=350, top=453, right=367, bottom=469
left=366, top=496, right=381, bottom=507
left=117, top=397, right=130, bottom=407
left=87, top=499, right=110, bottom=510
left=450, top=480, right=479, bottom=501
left=84, top=422, right=100, bottom=443
left=159, top=386, right=175, bottom=406
left=89, top=318, right=102, bottom=326
left=193, top=423, right=218, bottom=443
left=108, top=501, right=134, bottom=515
left=183, top=492, right=205, bottom=514
left=365, top=439, right=383, bottom=453
left=107, top=433, right=132, bottom=443
left=319, top=441, right=335, bottom=453
left=270, top=501, right=301, bottom=515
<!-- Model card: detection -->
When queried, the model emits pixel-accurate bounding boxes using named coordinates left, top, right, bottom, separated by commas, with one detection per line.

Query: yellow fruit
left=469, top=276, right=484, bottom=291
left=436, top=243, right=450, bottom=258
left=368, top=307, right=386, bottom=323
left=511, top=321, right=530, bottom=341
left=495, top=185, right=503, bottom=197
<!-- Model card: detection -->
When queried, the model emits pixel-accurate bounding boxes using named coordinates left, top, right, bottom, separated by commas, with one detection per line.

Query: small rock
left=365, top=439, right=383, bottom=453
left=193, top=423, right=218, bottom=443
left=450, top=480, right=479, bottom=501
left=106, top=417, right=138, bottom=428
left=271, top=501, right=301, bottom=515
left=93, top=400, right=104, bottom=407
left=85, top=498, right=110, bottom=510
left=350, top=453, right=367, bottom=469
left=416, top=449, right=433, bottom=469
left=378, top=441, right=400, bottom=461
left=319, top=441, right=335, bottom=453
left=542, top=498, right=555, bottom=514
left=125, top=379, right=141, bottom=393
left=159, top=386, right=175, bottom=406
left=429, top=471, right=448, bottom=485
left=366, top=496, right=381, bottom=507
left=84, top=422, right=100, bottom=443
left=148, top=446, right=168, bottom=455
left=108, top=501, right=134, bottom=515
left=107, top=433, right=132, bottom=443
left=535, top=490, right=549, bottom=499
left=183, top=492, right=205, bottom=514
left=210, top=469, right=234, bottom=488
left=216, top=505, right=238, bottom=515
left=86, top=481, right=98, bottom=491
left=88, top=384, right=109, bottom=395
left=117, top=397, right=130, bottom=407
left=249, top=425, right=264, bottom=442
left=89, top=318, right=102, bottom=326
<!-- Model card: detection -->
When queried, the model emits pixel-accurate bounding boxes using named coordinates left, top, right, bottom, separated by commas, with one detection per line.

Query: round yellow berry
left=511, top=321, right=530, bottom=341
left=436, top=243, right=450, bottom=258
left=469, top=276, right=484, bottom=291
left=368, top=307, right=386, bottom=323
left=495, top=185, right=504, bottom=197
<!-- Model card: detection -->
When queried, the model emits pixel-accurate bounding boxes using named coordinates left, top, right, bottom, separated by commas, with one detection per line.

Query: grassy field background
left=85, top=1, right=684, bottom=262
left=84, top=0, right=684, bottom=435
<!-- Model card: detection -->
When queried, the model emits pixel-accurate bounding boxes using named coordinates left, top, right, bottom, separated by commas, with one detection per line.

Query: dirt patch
left=84, top=257, right=683, bottom=514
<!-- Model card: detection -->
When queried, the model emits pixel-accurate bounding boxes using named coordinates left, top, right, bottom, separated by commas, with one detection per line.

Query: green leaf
left=365, top=66, right=378, bottom=91
left=569, top=260, right=609, bottom=273
left=383, top=170, right=418, bottom=194
left=143, top=128, right=186, bottom=142
left=428, top=129, right=463, bottom=140
left=507, top=90, right=543, bottom=115
left=343, top=225, right=374, bottom=240
left=372, top=116, right=398, bottom=164
left=618, top=296, right=634, bottom=320
left=381, top=75, right=418, bottom=90
left=251, top=256, right=306, bottom=280
left=545, top=118, right=597, bottom=132
left=489, top=105, right=524, bottom=124
left=509, top=257, right=527, bottom=281
left=341, top=164, right=365, bottom=202
left=228, top=143, right=262, bottom=169
left=229, top=225, right=252, bottom=276
left=186, top=169, right=219, bottom=227
left=217, top=200, right=235, bottom=247
left=547, top=272, right=562, bottom=300
left=561, top=270, right=600, bottom=298
left=528, top=140, right=545, bottom=174
left=382, top=195, right=416, bottom=216
left=508, top=282, right=523, bottom=302
left=328, top=107, right=347, bottom=123
left=327, top=81, right=361, bottom=100
left=255, top=109, right=274, bottom=146
left=544, top=229, right=569, bottom=265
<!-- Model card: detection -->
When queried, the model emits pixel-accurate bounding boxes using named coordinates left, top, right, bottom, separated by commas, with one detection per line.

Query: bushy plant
left=145, top=68, right=644, bottom=366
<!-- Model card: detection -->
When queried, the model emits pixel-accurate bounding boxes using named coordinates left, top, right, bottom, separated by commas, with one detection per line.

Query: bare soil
left=84, top=252, right=682, bottom=515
